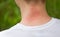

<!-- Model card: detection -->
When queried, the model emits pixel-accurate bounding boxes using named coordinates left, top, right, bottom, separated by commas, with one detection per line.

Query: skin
left=15, top=0, right=51, bottom=26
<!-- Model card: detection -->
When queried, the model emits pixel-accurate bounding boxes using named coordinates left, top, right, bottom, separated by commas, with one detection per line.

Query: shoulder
left=53, top=18, right=60, bottom=25
left=51, top=17, right=60, bottom=26
left=49, top=17, right=60, bottom=31
left=0, top=23, right=21, bottom=37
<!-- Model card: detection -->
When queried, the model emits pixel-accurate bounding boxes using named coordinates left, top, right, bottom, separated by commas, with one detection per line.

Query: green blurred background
left=0, top=0, right=60, bottom=31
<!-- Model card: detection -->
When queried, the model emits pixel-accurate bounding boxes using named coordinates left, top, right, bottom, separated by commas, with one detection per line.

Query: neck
left=20, top=13, right=51, bottom=26
left=20, top=6, right=51, bottom=26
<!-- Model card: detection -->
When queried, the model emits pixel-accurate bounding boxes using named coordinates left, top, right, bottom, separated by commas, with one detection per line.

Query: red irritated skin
left=29, top=4, right=45, bottom=17
left=22, top=3, right=46, bottom=20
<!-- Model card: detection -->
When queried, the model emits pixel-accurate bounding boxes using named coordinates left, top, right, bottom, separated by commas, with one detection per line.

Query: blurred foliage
left=0, top=0, right=60, bottom=31
left=46, top=0, right=60, bottom=18
left=0, top=0, right=21, bottom=31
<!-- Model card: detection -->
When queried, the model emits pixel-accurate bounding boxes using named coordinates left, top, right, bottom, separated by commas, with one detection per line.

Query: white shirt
left=0, top=18, right=60, bottom=37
